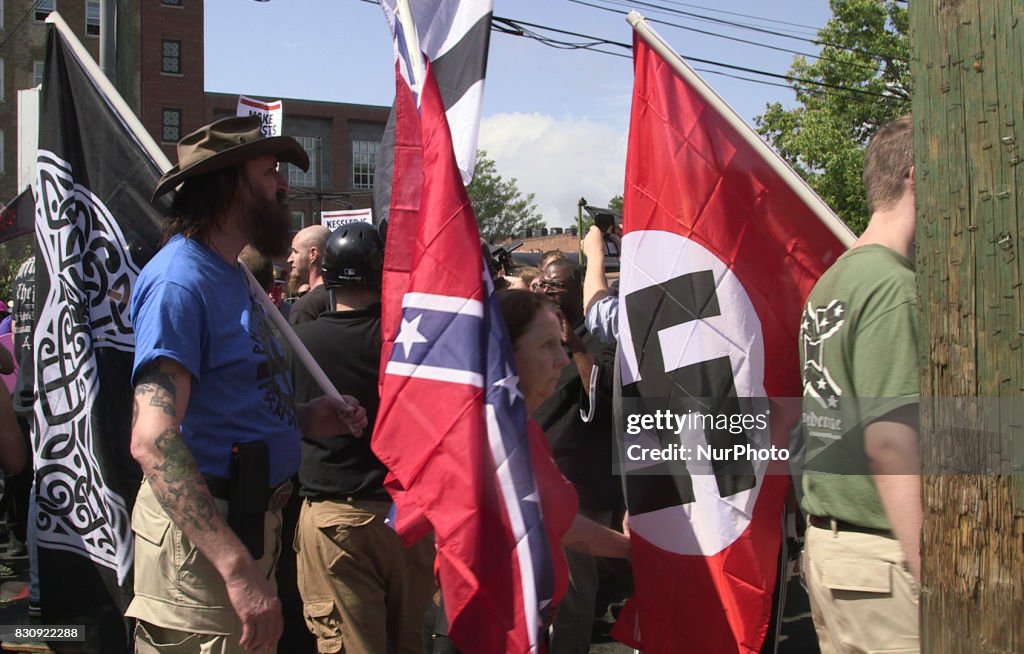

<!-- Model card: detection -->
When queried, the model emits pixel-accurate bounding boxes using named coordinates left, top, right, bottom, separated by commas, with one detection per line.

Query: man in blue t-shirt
left=128, top=116, right=367, bottom=654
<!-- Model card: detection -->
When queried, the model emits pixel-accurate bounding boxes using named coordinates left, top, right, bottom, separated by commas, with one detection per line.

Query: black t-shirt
left=288, top=284, right=332, bottom=325
left=287, top=304, right=389, bottom=499
left=532, top=322, right=621, bottom=512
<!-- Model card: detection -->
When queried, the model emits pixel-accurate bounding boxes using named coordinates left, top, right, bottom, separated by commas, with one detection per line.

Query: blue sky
left=207, top=0, right=834, bottom=227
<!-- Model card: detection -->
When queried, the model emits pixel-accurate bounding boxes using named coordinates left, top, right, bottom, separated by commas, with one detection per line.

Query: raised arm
left=130, top=357, right=282, bottom=652
left=582, top=226, right=610, bottom=316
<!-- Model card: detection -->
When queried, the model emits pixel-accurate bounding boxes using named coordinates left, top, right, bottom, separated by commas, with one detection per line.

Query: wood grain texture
left=912, top=1, right=1024, bottom=651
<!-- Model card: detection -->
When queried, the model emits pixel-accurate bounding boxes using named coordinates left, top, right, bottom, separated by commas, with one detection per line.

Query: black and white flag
left=373, top=0, right=491, bottom=225
left=33, top=17, right=167, bottom=649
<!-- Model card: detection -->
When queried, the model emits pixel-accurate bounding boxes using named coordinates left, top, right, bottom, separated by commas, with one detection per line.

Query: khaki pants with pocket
left=802, top=521, right=919, bottom=654
left=126, top=479, right=283, bottom=653
left=295, top=497, right=435, bottom=654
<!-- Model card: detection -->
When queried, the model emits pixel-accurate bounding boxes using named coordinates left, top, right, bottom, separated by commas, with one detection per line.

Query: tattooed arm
left=130, top=357, right=282, bottom=652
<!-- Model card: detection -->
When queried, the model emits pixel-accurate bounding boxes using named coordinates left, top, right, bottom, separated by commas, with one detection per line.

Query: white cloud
left=477, top=112, right=627, bottom=229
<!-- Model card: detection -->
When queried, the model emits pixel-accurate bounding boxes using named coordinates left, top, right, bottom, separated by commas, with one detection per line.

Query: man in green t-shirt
left=799, top=115, right=921, bottom=653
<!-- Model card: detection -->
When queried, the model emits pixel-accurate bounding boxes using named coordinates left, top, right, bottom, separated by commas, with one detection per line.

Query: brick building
left=0, top=0, right=389, bottom=232
left=0, top=0, right=109, bottom=202
left=206, top=93, right=389, bottom=229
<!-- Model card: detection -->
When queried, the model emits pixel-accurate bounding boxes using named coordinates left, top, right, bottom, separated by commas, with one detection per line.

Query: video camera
left=482, top=239, right=525, bottom=288
left=490, top=239, right=524, bottom=275
left=584, top=205, right=622, bottom=236
left=583, top=205, right=622, bottom=260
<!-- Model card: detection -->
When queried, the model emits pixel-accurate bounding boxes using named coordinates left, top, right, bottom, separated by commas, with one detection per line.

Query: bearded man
left=127, top=116, right=367, bottom=654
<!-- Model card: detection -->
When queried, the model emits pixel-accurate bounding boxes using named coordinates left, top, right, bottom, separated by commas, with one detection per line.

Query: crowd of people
left=0, top=113, right=921, bottom=654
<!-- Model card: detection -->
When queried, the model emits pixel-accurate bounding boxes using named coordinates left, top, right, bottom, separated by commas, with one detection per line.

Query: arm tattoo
left=134, top=362, right=178, bottom=419
left=150, top=428, right=219, bottom=533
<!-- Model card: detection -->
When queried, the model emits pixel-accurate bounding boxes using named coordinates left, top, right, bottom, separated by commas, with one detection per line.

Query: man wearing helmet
left=287, top=222, right=435, bottom=654
left=129, top=116, right=367, bottom=653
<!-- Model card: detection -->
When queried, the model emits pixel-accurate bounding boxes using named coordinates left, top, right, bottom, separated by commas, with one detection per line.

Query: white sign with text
left=237, top=95, right=282, bottom=137
left=321, top=208, right=373, bottom=232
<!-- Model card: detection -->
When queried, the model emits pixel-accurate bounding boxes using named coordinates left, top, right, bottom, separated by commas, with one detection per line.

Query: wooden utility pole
left=911, top=2, right=1023, bottom=652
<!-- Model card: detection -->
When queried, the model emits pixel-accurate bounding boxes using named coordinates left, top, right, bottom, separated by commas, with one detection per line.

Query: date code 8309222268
left=0, top=625, right=85, bottom=642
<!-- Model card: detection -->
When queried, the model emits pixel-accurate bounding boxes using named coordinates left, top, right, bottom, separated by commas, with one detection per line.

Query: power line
left=491, top=16, right=899, bottom=101
left=492, top=16, right=631, bottom=54
left=356, top=0, right=901, bottom=102
left=0, top=1, right=47, bottom=53
left=568, top=0, right=882, bottom=74
left=655, top=0, right=822, bottom=34
left=604, top=0, right=909, bottom=63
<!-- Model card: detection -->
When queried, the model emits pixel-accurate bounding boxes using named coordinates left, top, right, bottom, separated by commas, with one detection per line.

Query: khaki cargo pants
left=295, top=497, right=435, bottom=654
left=803, top=521, right=920, bottom=654
left=126, top=479, right=285, bottom=653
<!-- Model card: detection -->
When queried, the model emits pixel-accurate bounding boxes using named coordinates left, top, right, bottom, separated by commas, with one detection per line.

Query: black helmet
left=322, top=222, right=384, bottom=289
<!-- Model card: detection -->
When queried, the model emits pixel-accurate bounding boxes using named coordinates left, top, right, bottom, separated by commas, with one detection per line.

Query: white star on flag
left=395, top=313, right=429, bottom=358
left=493, top=364, right=523, bottom=406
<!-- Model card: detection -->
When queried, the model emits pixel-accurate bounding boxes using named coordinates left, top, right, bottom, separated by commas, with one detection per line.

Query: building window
left=290, top=211, right=305, bottom=231
left=162, top=0, right=183, bottom=5
left=0, top=129, right=5, bottom=174
left=161, top=109, right=182, bottom=143
left=86, top=0, right=100, bottom=36
left=288, top=136, right=319, bottom=189
left=161, top=40, right=181, bottom=74
left=34, top=0, right=54, bottom=22
left=352, top=140, right=378, bottom=190
left=33, top=61, right=45, bottom=87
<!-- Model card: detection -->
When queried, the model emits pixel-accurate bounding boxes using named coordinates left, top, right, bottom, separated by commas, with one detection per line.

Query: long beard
left=246, top=190, right=292, bottom=259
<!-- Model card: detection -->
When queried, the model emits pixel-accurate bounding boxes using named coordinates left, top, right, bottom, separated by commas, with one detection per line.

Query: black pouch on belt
left=229, top=440, right=270, bottom=560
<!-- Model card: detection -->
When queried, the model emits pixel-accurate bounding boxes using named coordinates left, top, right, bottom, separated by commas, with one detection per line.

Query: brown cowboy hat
left=152, top=115, right=310, bottom=200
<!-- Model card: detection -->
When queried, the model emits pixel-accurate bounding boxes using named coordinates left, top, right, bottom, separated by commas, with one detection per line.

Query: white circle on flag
left=620, top=230, right=768, bottom=555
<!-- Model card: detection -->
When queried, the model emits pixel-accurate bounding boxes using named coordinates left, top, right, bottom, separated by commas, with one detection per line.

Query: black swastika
left=623, top=270, right=756, bottom=515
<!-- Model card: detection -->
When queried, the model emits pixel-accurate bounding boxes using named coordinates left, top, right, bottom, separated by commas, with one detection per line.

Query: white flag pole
left=240, top=264, right=363, bottom=437
left=626, top=11, right=856, bottom=248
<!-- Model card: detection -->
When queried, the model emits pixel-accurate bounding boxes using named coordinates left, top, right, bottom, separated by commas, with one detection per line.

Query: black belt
left=306, top=492, right=392, bottom=504
left=808, top=514, right=892, bottom=536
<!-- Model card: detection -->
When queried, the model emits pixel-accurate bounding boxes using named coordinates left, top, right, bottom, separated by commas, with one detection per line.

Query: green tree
left=467, top=150, right=545, bottom=242
left=607, top=195, right=623, bottom=213
left=756, top=0, right=910, bottom=234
